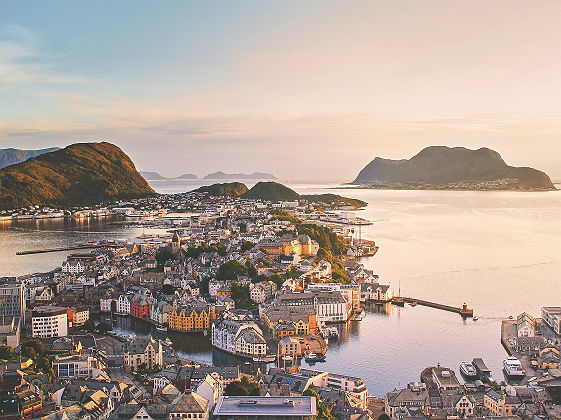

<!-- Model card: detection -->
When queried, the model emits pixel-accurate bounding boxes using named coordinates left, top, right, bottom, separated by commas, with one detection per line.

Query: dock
left=16, top=244, right=102, bottom=255
left=394, top=297, right=474, bottom=317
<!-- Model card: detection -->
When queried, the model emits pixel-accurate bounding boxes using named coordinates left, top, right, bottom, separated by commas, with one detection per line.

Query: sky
left=0, top=1, right=560, bottom=181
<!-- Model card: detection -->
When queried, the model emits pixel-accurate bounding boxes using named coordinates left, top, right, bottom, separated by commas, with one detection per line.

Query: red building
left=130, top=296, right=152, bottom=319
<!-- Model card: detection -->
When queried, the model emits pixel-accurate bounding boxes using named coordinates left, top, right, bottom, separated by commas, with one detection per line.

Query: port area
left=393, top=297, right=474, bottom=317
left=501, top=320, right=537, bottom=384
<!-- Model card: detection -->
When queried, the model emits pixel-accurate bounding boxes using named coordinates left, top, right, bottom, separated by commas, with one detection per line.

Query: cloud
left=0, top=24, right=87, bottom=86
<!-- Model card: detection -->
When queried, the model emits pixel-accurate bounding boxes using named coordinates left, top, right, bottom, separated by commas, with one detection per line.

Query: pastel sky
left=1, top=1, right=560, bottom=181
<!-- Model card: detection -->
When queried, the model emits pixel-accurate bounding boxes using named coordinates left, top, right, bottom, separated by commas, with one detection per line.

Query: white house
left=116, top=294, right=131, bottom=315
left=32, top=306, right=68, bottom=338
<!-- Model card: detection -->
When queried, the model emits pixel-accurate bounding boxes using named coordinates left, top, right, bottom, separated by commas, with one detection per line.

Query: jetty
left=394, top=297, right=474, bottom=317
left=16, top=244, right=102, bottom=255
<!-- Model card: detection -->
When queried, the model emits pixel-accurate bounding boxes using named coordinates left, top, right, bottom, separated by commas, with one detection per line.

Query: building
left=250, top=281, right=277, bottom=303
left=52, top=354, right=106, bottom=378
left=484, top=389, right=521, bottom=416
left=196, top=374, right=223, bottom=411
left=150, top=300, right=173, bottom=326
left=116, top=294, right=131, bottom=315
left=169, top=390, right=210, bottom=420
left=542, top=307, right=561, bottom=336
left=325, top=372, right=368, bottom=411
left=0, top=279, right=26, bottom=322
left=168, top=304, right=214, bottom=332
left=61, top=254, right=99, bottom=274
left=130, top=296, right=152, bottom=319
left=0, top=369, right=42, bottom=419
left=123, top=336, right=163, bottom=372
left=211, top=319, right=267, bottom=358
left=259, top=235, right=318, bottom=258
left=362, top=282, right=393, bottom=303
left=34, top=286, right=54, bottom=304
left=0, top=317, right=20, bottom=348
left=517, top=312, right=536, bottom=337
left=432, top=366, right=460, bottom=390
left=262, top=305, right=317, bottom=340
left=100, top=294, right=113, bottom=313
left=278, top=336, right=302, bottom=357
left=31, top=306, right=69, bottom=338
left=72, top=307, right=90, bottom=327
left=276, top=290, right=349, bottom=323
left=385, top=382, right=430, bottom=420
left=213, top=396, right=316, bottom=419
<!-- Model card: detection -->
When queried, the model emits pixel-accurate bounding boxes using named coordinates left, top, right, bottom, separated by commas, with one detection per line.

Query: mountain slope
left=352, top=146, right=555, bottom=190
left=140, top=171, right=168, bottom=180
left=0, top=147, right=60, bottom=169
left=175, top=173, right=198, bottom=179
left=0, top=142, right=155, bottom=209
left=241, top=182, right=300, bottom=201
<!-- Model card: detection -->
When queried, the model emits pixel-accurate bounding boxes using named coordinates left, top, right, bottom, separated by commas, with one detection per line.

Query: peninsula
left=352, top=146, right=555, bottom=190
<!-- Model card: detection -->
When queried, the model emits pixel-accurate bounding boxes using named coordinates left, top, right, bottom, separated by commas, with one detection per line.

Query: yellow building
left=168, top=304, right=215, bottom=332
left=260, top=235, right=316, bottom=258
left=263, top=306, right=317, bottom=341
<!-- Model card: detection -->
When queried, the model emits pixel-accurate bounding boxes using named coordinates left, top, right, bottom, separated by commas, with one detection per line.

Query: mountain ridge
left=0, top=147, right=60, bottom=169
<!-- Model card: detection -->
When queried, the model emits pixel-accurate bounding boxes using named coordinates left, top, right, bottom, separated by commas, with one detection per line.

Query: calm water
left=1, top=180, right=560, bottom=396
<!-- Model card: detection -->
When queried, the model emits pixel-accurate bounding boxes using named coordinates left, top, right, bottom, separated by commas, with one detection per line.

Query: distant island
left=0, top=142, right=155, bottom=210
left=203, top=171, right=277, bottom=180
left=0, top=147, right=60, bottom=170
left=352, top=146, right=555, bottom=191
left=140, top=171, right=198, bottom=180
left=194, top=181, right=366, bottom=208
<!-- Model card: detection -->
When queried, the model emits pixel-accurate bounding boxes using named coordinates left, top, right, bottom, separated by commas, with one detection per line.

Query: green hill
left=193, top=182, right=249, bottom=197
left=352, top=146, right=555, bottom=190
left=241, top=182, right=300, bottom=201
left=0, top=142, right=155, bottom=209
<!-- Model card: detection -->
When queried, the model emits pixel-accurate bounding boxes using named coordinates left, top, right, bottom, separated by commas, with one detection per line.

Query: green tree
left=35, top=356, right=52, bottom=373
left=304, top=388, right=334, bottom=420
left=0, top=345, right=14, bottom=360
left=269, top=273, right=284, bottom=289
left=156, top=247, right=174, bottom=266
left=230, top=283, right=254, bottom=310
left=95, top=322, right=113, bottom=334
left=21, top=339, right=44, bottom=355
left=217, top=260, right=248, bottom=280
left=240, top=241, right=255, bottom=252
left=224, top=377, right=259, bottom=396
left=21, top=347, right=36, bottom=359
left=83, top=318, right=96, bottom=333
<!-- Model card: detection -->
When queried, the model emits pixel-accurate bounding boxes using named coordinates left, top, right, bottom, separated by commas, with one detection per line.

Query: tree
left=95, top=322, right=113, bottom=334
left=379, top=414, right=391, bottom=420
left=0, top=345, right=14, bottom=360
left=35, top=356, right=52, bottom=373
left=83, top=318, right=96, bottom=333
left=156, top=247, right=174, bottom=266
left=217, top=260, right=248, bottom=280
left=240, top=241, right=255, bottom=252
left=269, top=273, right=284, bottom=289
left=224, top=377, right=259, bottom=396
left=21, top=347, right=36, bottom=359
left=230, top=283, right=253, bottom=309
left=21, top=339, right=44, bottom=355
left=304, top=388, right=334, bottom=420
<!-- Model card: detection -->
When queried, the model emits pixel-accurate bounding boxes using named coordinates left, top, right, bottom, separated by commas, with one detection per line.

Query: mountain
left=203, top=171, right=277, bottom=180
left=140, top=171, right=168, bottom=180
left=242, top=182, right=300, bottom=201
left=352, top=146, right=555, bottom=190
left=0, top=142, right=155, bottom=210
left=0, top=147, right=60, bottom=169
left=193, top=182, right=249, bottom=197
left=175, top=173, right=198, bottom=180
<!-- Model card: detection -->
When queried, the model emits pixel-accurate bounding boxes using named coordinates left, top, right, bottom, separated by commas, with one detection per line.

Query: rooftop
left=213, top=396, right=316, bottom=416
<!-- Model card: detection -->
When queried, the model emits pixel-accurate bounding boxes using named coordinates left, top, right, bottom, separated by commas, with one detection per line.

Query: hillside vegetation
left=0, top=142, right=155, bottom=209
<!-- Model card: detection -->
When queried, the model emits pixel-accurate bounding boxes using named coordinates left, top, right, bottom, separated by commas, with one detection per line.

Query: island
left=203, top=171, right=277, bottom=180
left=352, top=146, right=555, bottom=191
left=0, top=142, right=155, bottom=210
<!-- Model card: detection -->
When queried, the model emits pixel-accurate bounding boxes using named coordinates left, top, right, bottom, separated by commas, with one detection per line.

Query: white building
left=53, top=354, right=105, bottom=378
left=116, top=294, right=131, bottom=315
left=124, top=336, right=163, bottom=372
left=196, top=374, right=224, bottom=411
left=542, top=307, right=561, bottom=336
left=72, top=308, right=90, bottom=327
left=32, top=306, right=68, bottom=338
left=212, top=319, right=267, bottom=357
left=100, top=296, right=112, bottom=313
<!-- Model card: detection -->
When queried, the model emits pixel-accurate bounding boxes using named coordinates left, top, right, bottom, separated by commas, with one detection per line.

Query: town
left=0, top=190, right=560, bottom=420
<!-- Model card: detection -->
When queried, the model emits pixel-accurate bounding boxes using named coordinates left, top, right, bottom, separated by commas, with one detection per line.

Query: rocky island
left=352, top=146, right=555, bottom=190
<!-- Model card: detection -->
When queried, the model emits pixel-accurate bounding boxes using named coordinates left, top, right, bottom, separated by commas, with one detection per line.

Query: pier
left=394, top=297, right=474, bottom=317
left=16, top=244, right=102, bottom=255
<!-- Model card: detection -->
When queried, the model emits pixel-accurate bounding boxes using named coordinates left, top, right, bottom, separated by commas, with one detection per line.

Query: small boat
left=203, top=330, right=208, bottom=336
left=253, top=355, right=276, bottom=363
left=156, top=325, right=168, bottom=332
left=460, top=362, right=477, bottom=380
left=503, top=356, right=525, bottom=380
left=509, top=315, right=513, bottom=319
left=305, top=353, right=326, bottom=363
left=409, top=301, right=417, bottom=307
left=473, top=316, right=479, bottom=321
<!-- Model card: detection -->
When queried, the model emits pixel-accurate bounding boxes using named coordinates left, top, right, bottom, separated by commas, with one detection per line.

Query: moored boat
left=503, top=356, right=525, bottom=380
left=460, top=361, right=477, bottom=380
left=156, top=325, right=168, bottom=332
left=305, top=353, right=326, bottom=363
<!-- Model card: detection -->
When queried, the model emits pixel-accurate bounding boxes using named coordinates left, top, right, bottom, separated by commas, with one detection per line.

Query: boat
left=409, top=301, right=417, bottom=307
left=460, top=362, right=477, bottom=380
left=503, top=356, right=525, bottom=380
left=473, top=316, right=479, bottom=321
left=304, top=353, right=326, bottom=363
left=164, top=338, right=173, bottom=346
left=472, top=358, right=492, bottom=382
left=252, top=355, right=276, bottom=363
left=156, top=325, right=168, bottom=332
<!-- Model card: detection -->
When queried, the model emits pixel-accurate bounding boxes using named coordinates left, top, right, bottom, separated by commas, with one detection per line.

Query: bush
left=217, top=260, right=248, bottom=280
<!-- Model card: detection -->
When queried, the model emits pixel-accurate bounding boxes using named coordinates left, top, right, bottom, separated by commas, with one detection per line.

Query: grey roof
left=169, top=391, right=209, bottom=414
left=214, top=396, right=316, bottom=416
